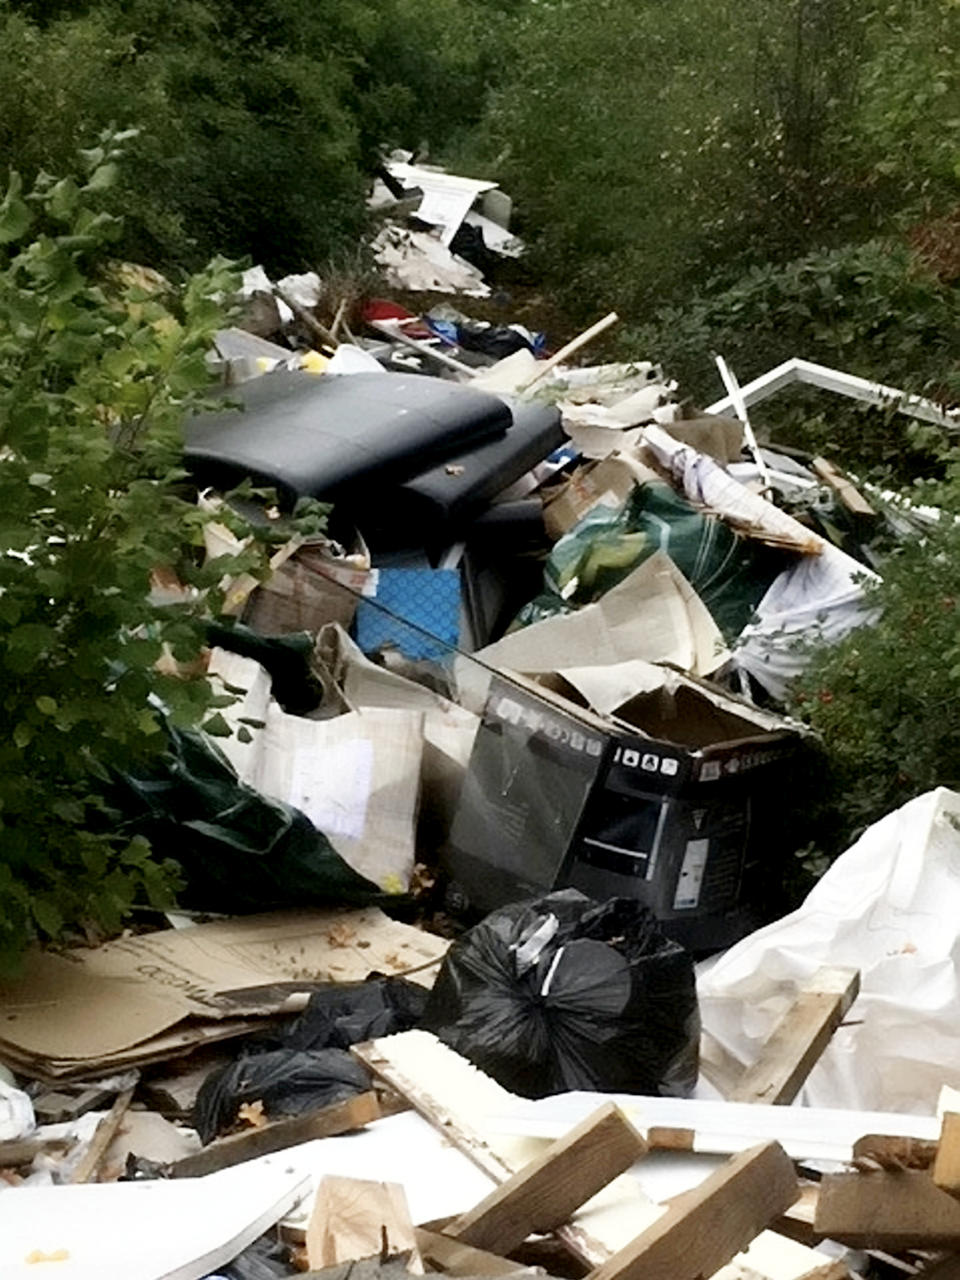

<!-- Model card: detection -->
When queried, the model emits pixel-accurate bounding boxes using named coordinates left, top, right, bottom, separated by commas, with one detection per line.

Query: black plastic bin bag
left=423, top=890, right=699, bottom=1098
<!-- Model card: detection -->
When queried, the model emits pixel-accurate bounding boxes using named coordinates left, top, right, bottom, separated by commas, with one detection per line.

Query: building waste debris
left=10, top=164, right=960, bottom=1280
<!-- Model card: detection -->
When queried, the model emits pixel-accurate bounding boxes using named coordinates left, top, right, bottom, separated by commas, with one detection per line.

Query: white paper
left=290, top=738, right=373, bottom=840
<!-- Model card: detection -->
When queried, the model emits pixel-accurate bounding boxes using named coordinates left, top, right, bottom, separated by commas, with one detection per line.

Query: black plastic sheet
left=423, top=889, right=699, bottom=1099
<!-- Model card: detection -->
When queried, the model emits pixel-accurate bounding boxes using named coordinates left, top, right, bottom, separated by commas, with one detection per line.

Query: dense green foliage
left=791, top=520, right=960, bottom=857
left=0, top=140, right=266, bottom=965
left=0, top=0, right=504, bottom=273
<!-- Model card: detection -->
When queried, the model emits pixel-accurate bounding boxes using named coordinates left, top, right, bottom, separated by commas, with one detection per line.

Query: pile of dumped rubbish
left=5, top=157, right=960, bottom=1280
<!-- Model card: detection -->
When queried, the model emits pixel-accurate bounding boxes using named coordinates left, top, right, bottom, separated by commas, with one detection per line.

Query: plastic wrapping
left=423, top=890, right=699, bottom=1099
left=193, top=1048, right=370, bottom=1143
left=261, top=977, right=428, bottom=1053
left=543, top=483, right=785, bottom=640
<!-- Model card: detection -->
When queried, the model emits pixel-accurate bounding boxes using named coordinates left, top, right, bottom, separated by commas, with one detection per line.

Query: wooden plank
left=853, top=1132, right=938, bottom=1171
left=935, top=1113, right=960, bottom=1197
left=352, top=1040, right=513, bottom=1184
left=729, top=967, right=860, bottom=1105
left=517, top=312, right=619, bottom=391
left=445, top=1103, right=647, bottom=1254
left=69, top=1085, right=135, bottom=1184
left=585, top=1142, right=798, bottom=1280
left=0, top=1136, right=71, bottom=1166
left=815, top=1171, right=960, bottom=1248
left=306, top=1176, right=422, bottom=1272
left=415, top=1228, right=526, bottom=1277
left=811, top=457, right=876, bottom=518
left=169, top=1091, right=381, bottom=1179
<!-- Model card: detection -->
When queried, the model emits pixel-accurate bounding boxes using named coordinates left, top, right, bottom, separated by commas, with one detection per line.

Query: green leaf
left=35, top=696, right=58, bottom=716
left=31, top=898, right=63, bottom=938
left=201, top=712, right=232, bottom=738
left=0, top=172, right=32, bottom=243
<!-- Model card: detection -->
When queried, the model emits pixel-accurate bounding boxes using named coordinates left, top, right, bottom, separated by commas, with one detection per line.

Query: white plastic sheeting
left=699, top=788, right=960, bottom=1114
left=0, top=1078, right=34, bottom=1142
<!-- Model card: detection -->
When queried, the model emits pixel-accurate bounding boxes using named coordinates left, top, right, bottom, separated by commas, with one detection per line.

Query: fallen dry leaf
left=326, top=923, right=356, bottom=948
left=237, top=1100, right=267, bottom=1129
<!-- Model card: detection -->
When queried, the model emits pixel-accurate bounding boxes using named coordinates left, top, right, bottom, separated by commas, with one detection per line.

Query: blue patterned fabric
left=354, top=568, right=461, bottom=661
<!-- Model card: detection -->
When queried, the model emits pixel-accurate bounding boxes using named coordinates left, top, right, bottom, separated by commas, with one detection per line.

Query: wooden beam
left=853, top=1132, right=938, bottom=1171
left=70, top=1085, right=135, bottom=1184
left=815, top=1171, right=960, bottom=1249
left=306, top=1176, right=422, bottom=1272
left=934, top=1113, right=960, bottom=1198
left=444, top=1103, right=647, bottom=1255
left=811, top=458, right=876, bottom=518
left=729, top=967, right=859, bottom=1105
left=415, top=1229, right=525, bottom=1277
left=169, top=1091, right=381, bottom=1179
left=584, top=1142, right=798, bottom=1280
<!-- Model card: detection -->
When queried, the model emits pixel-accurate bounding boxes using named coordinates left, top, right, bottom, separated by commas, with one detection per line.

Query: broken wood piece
left=729, top=967, right=860, bottom=1105
left=69, top=1085, right=135, bottom=1184
left=815, top=1170, right=960, bottom=1248
left=934, top=1112, right=960, bottom=1198
left=275, top=288, right=337, bottom=347
left=352, top=1037, right=609, bottom=1268
left=415, top=1228, right=528, bottom=1277
left=0, top=1136, right=72, bottom=1167
left=853, top=1132, right=938, bottom=1171
left=811, top=457, right=876, bottom=518
left=330, top=297, right=347, bottom=342
left=307, top=1176, right=423, bottom=1273
left=444, top=1102, right=647, bottom=1255
left=169, top=1091, right=381, bottom=1179
left=518, top=312, right=619, bottom=392
left=646, top=1127, right=695, bottom=1152
left=585, top=1141, right=798, bottom=1280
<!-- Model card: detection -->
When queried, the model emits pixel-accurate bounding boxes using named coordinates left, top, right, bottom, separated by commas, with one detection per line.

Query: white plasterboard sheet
left=482, top=1089, right=940, bottom=1162
left=0, top=1158, right=307, bottom=1280
left=272, top=1110, right=494, bottom=1235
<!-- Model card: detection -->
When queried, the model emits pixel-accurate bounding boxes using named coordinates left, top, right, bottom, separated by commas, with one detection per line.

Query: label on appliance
left=673, top=837, right=709, bottom=909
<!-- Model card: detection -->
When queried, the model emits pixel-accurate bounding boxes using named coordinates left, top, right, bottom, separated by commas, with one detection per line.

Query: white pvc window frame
left=705, top=357, right=960, bottom=432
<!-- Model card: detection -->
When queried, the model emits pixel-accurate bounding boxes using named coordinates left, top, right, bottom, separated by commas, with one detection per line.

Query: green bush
left=0, top=0, right=508, bottom=275
left=627, top=240, right=960, bottom=481
left=0, top=140, right=264, bottom=966
left=789, top=519, right=960, bottom=859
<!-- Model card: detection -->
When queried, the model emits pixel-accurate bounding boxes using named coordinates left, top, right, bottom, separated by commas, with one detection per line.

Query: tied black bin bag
left=423, top=890, right=699, bottom=1098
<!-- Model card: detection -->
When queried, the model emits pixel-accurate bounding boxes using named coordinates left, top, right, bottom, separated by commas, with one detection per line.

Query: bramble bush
left=789, top=516, right=960, bottom=861
left=0, top=137, right=269, bottom=966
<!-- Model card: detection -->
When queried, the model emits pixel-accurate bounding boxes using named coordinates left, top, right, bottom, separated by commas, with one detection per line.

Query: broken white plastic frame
left=706, top=357, right=960, bottom=432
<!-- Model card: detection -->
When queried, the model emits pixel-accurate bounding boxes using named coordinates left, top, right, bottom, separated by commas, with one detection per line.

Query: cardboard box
left=244, top=533, right=374, bottom=635
left=540, top=454, right=645, bottom=541
left=445, top=667, right=804, bottom=951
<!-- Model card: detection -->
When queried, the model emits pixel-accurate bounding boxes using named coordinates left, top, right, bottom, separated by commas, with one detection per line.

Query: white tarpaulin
left=699, top=787, right=960, bottom=1114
